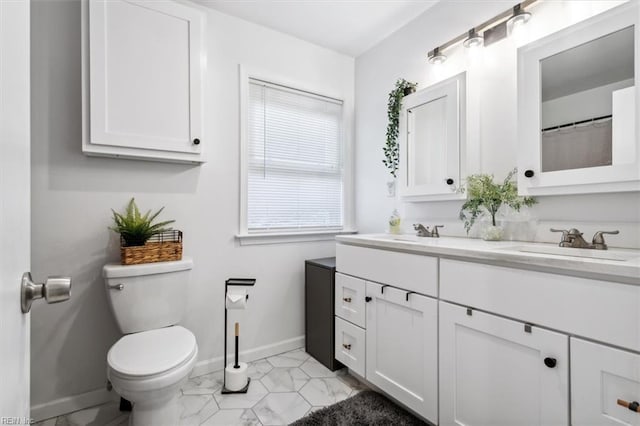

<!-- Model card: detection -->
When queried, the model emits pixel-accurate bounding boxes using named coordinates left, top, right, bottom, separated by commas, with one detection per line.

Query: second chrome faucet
left=551, top=228, right=619, bottom=250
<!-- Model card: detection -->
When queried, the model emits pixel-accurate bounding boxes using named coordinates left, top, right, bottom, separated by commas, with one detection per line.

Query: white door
left=365, top=282, right=438, bottom=424
left=439, top=301, right=569, bottom=426
left=0, top=0, right=31, bottom=420
left=571, top=337, right=640, bottom=426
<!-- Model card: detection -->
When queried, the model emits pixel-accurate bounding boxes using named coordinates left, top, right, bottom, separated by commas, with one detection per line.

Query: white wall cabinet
left=517, top=2, right=639, bottom=195
left=365, top=282, right=438, bottom=423
left=571, top=338, right=640, bottom=426
left=398, top=73, right=466, bottom=201
left=439, top=301, right=569, bottom=426
left=83, top=0, right=206, bottom=163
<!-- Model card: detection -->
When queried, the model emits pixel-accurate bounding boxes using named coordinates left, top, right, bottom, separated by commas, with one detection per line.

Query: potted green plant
left=383, top=78, right=418, bottom=180
left=111, top=198, right=182, bottom=265
left=458, top=169, right=536, bottom=241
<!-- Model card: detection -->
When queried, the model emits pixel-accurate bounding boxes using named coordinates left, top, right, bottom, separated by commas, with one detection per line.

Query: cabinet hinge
left=466, top=307, right=473, bottom=316
left=524, top=323, right=533, bottom=333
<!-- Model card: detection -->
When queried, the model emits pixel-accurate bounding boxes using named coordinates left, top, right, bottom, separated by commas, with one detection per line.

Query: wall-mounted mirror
left=399, top=72, right=466, bottom=201
left=518, top=2, right=639, bottom=195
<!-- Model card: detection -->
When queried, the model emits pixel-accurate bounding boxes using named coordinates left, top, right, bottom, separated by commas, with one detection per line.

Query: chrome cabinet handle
left=343, top=297, right=352, bottom=303
left=21, top=272, right=71, bottom=313
left=342, top=343, right=351, bottom=350
left=109, top=283, right=124, bottom=291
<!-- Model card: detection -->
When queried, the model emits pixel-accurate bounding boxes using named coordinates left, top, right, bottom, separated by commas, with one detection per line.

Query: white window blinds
left=247, top=78, right=344, bottom=232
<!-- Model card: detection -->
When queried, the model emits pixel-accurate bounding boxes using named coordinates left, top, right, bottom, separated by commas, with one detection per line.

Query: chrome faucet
left=413, top=224, right=444, bottom=238
left=550, top=228, right=619, bottom=250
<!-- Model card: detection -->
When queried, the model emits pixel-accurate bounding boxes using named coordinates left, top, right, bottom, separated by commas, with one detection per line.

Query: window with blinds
left=246, top=78, right=344, bottom=233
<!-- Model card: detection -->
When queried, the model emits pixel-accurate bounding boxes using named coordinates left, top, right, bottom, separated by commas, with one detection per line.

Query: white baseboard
left=31, top=335, right=305, bottom=422
left=190, top=335, right=305, bottom=377
left=31, top=387, right=116, bottom=422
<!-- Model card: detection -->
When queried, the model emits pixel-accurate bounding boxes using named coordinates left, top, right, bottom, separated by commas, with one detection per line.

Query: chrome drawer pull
left=343, top=297, right=352, bottom=303
left=618, top=399, right=640, bottom=413
left=342, top=343, right=351, bottom=350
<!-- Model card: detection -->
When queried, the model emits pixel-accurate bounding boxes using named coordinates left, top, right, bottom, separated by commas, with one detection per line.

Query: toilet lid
left=108, top=326, right=197, bottom=377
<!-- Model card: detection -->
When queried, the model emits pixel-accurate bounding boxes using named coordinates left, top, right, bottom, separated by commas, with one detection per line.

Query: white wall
left=30, top=0, right=354, bottom=415
left=355, top=0, right=640, bottom=245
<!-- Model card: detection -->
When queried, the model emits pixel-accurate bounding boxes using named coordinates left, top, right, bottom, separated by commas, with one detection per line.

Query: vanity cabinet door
left=84, top=0, right=205, bottom=163
left=365, top=282, right=438, bottom=423
left=571, top=338, right=640, bottom=426
left=439, top=301, right=569, bottom=426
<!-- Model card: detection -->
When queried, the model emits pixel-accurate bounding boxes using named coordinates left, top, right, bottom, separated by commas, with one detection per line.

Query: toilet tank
left=103, top=259, right=193, bottom=334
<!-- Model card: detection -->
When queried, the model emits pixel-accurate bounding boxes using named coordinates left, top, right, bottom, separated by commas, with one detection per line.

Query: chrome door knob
left=21, top=272, right=71, bottom=313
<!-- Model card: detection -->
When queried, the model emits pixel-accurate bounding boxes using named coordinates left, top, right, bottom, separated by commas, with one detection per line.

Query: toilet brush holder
left=221, top=278, right=255, bottom=394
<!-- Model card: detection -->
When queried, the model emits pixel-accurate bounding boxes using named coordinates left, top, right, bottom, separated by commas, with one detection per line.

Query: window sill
left=235, top=229, right=358, bottom=246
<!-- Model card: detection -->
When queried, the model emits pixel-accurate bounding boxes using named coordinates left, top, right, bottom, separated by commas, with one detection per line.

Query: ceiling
left=195, top=0, right=439, bottom=57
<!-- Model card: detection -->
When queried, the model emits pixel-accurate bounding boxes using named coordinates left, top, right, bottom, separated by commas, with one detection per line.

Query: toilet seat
left=108, top=325, right=197, bottom=379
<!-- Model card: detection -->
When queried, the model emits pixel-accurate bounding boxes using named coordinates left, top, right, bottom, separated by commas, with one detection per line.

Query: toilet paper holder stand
left=222, top=278, right=256, bottom=394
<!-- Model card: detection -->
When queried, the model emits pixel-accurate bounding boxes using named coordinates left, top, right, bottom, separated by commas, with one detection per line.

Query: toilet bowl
left=103, top=259, right=196, bottom=426
left=107, top=326, right=198, bottom=426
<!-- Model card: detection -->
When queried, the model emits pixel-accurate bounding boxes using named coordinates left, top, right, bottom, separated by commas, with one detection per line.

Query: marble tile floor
left=35, top=348, right=368, bottom=426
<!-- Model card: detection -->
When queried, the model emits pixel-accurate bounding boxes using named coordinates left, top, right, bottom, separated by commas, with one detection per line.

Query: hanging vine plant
left=383, top=78, right=418, bottom=178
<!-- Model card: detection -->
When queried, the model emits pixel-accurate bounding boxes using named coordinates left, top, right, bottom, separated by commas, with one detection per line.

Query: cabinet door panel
left=398, top=72, right=466, bottom=201
left=439, top=301, right=569, bottom=426
left=366, top=282, right=438, bottom=423
left=572, top=338, right=640, bottom=426
left=335, top=273, right=366, bottom=328
left=334, top=317, right=365, bottom=377
left=88, top=0, right=203, bottom=155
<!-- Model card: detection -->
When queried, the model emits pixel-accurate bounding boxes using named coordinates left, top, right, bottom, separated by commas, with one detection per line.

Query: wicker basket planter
left=120, top=230, right=183, bottom=265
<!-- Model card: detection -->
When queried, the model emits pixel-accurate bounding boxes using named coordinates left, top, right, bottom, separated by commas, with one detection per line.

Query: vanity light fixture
left=426, top=0, right=535, bottom=64
left=463, top=28, right=484, bottom=48
left=508, top=4, right=532, bottom=27
left=428, top=46, right=447, bottom=64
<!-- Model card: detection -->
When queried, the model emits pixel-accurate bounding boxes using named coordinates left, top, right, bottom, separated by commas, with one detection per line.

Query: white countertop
left=335, top=234, right=640, bottom=285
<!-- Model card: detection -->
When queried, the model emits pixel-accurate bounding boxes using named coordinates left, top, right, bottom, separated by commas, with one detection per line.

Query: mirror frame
left=399, top=72, right=467, bottom=201
left=517, top=1, right=639, bottom=196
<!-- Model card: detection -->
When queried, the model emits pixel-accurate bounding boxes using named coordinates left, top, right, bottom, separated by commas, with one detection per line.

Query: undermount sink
left=504, top=245, right=639, bottom=262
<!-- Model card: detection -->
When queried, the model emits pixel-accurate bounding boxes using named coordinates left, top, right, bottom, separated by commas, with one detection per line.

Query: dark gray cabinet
left=305, top=257, right=343, bottom=371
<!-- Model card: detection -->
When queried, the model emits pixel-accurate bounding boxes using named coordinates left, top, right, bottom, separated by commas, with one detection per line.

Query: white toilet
left=103, top=259, right=198, bottom=426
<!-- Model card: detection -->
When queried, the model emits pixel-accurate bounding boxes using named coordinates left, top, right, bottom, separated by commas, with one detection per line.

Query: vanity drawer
left=440, top=259, right=640, bottom=352
left=336, top=244, right=437, bottom=297
left=335, top=316, right=365, bottom=377
left=571, top=338, right=640, bottom=426
left=335, top=273, right=366, bottom=328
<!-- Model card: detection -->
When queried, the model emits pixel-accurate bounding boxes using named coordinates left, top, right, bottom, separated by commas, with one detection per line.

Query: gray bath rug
left=290, top=390, right=428, bottom=425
